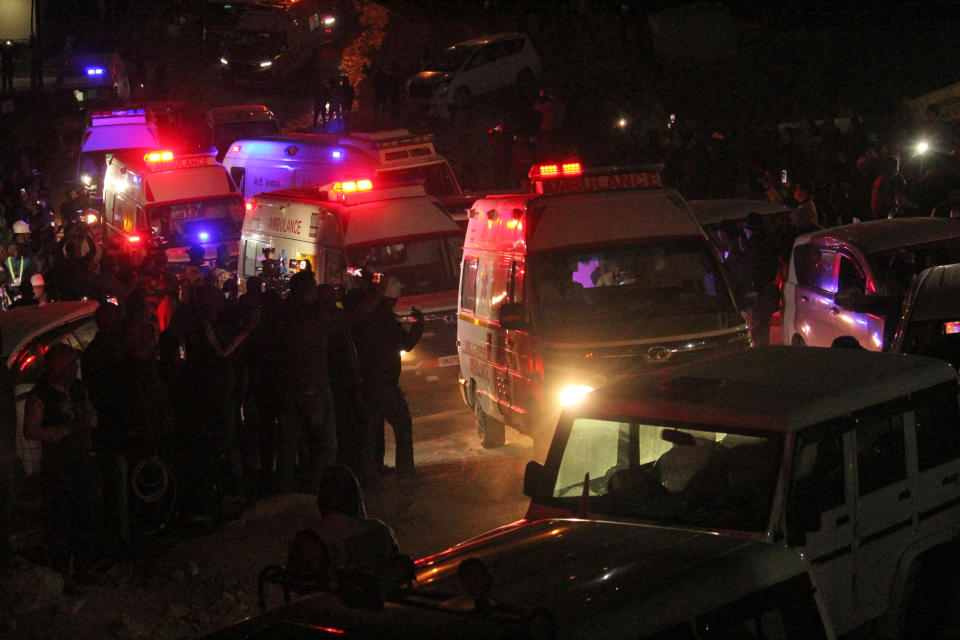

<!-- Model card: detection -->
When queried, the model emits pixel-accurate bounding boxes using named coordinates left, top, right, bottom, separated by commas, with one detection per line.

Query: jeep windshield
left=549, top=418, right=782, bottom=532
left=529, top=239, right=740, bottom=342
left=346, top=234, right=462, bottom=297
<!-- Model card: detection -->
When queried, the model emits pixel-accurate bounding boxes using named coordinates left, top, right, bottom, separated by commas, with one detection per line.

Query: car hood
left=409, top=71, right=452, bottom=85
left=408, top=518, right=795, bottom=634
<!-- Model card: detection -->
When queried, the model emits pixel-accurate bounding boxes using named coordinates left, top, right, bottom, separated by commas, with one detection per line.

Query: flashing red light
left=531, top=161, right=582, bottom=179
left=127, top=235, right=142, bottom=243
left=18, top=354, right=37, bottom=371
left=144, top=150, right=174, bottom=163
left=334, top=179, right=373, bottom=194
left=245, top=202, right=254, bottom=212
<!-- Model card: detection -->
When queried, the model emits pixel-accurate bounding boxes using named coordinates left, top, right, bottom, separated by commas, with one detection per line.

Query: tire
left=791, top=334, right=806, bottom=346
left=476, top=398, right=505, bottom=449
left=453, top=86, right=472, bottom=111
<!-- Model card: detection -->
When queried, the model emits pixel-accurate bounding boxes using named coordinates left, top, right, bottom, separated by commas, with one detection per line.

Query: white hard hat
left=12, top=220, right=29, bottom=234
left=30, top=273, right=44, bottom=287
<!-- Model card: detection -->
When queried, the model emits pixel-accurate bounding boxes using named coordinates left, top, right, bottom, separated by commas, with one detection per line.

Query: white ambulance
left=222, top=129, right=471, bottom=220
left=77, top=108, right=160, bottom=204
left=102, top=149, right=244, bottom=265
left=241, top=179, right=464, bottom=373
left=458, top=161, right=748, bottom=450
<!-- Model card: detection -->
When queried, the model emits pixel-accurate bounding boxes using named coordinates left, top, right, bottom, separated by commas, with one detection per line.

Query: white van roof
left=468, top=188, right=701, bottom=253
left=250, top=183, right=460, bottom=247
left=81, top=122, right=159, bottom=153
left=578, top=346, right=957, bottom=433
left=226, top=129, right=441, bottom=168
left=107, top=152, right=237, bottom=203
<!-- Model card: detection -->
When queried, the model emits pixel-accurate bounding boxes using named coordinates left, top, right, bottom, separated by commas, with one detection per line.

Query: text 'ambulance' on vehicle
left=102, top=149, right=244, bottom=264
left=458, top=161, right=749, bottom=450
left=223, top=129, right=472, bottom=222
left=241, top=178, right=465, bottom=374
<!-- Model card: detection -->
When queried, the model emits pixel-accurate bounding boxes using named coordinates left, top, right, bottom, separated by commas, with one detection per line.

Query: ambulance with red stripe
left=240, top=179, right=464, bottom=375
left=102, top=149, right=244, bottom=265
left=458, top=161, right=749, bottom=451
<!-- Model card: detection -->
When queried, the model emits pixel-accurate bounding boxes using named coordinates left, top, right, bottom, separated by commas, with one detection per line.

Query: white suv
left=406, top=32, right=540, bottom=114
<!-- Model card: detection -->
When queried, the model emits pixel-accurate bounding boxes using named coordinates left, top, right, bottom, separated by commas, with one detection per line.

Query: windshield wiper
left=576, top=472, right=590, bottom=518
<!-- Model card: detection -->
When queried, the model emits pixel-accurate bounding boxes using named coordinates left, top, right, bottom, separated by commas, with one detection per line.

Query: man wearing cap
left=352, top=274, right=423, bottom=480
left=23, top=343, right=98, bottom=583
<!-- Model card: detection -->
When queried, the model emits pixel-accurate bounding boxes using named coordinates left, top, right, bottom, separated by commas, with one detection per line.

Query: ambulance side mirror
left=523, top=461, right=550, bottom=500
left=499, top=302, right=527, bottom=330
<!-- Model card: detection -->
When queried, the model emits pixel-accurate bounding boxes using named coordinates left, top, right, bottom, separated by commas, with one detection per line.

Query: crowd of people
left=0, top=217, right=424, bottom=591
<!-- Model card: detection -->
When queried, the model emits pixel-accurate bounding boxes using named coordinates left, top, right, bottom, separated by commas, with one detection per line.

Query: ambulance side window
left=461, top=257, right=478, bottom=313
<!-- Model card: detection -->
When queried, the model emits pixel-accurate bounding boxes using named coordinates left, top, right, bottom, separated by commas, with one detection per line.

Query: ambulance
left=77, top=108, right=160, bottom=204
left=222, top=129, right=471, bottom=221
left=102, top=149, right=244, bottom=265
left=241, top=179, right=464, bottom=374
left=458, top=161, right=749, bottom=450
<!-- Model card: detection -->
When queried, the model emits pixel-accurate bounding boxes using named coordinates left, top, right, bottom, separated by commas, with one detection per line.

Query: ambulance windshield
left=550, top=418, right=781, bottom=532
left=530, top=239, right=739, bottom=341
left=346, top=234, right=462, bottom=297
left=148, top=197, right=243, bottom=247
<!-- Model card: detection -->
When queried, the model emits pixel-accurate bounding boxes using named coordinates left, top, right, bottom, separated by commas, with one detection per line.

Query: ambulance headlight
left=259, top=60, right=273, bottom=68
left=81, top=174, right=92, bottom=186
left=558, top=385, right=594, bottom=407
left=220, top=57, right=229, bottom=66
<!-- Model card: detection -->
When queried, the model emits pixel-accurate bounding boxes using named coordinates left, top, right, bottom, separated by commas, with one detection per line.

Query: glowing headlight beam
left=559, top=385, right=595, bottom=407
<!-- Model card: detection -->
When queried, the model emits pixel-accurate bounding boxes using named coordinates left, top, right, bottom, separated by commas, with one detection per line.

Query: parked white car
left=406, top=32, right=540, bottom=114
left=782, top=218, right=960, bottom=349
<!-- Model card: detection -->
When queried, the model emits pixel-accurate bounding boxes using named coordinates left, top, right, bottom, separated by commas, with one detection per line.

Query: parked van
left=406, top=32, right=540, bottom=114
left=782, top=218, right=960, bottom=350
left=211, top=0, right=337, bottom=80
left=523, top=345, right=960, bottom=637
left=57, top=52, right=131, bottom=110
left=241, top=179, right=464, bottom=373
left=890, top=262, right=960, bottom=368
left=206, top=104, right=280, bottom=161
left=459, top=162, right=748, bottom=450
left=102, top=149, right=243, bottom=264
left=77, top=108, right=160, bottom=204
left=223, top=129, right=469, bottom=217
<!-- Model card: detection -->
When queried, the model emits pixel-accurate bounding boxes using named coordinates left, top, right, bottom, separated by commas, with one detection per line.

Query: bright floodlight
left=917, top=140, right=930, bottom=154
left=558, top=385, right=595, bottom=407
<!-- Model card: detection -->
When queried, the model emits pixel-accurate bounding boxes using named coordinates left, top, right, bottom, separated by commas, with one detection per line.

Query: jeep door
left=787, top=244, right=840, bottom=346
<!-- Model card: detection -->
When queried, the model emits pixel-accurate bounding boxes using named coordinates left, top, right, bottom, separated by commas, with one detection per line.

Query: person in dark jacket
left=352, top=275, right=423, bottom=479
left=0, top=329, right=16, bottom=563
left=23, top=344, right=98, bottom=584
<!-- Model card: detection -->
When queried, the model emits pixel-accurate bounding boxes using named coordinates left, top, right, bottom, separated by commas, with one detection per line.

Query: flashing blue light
left=198, top=231, right=210, bottom=242
left=86, top=67, right=105, bottom=77
left=331, top=150, right=343, bottom=160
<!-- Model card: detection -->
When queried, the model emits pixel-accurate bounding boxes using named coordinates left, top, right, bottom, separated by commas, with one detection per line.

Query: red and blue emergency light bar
left=528, top=160, right=663, bottom=195
left=141, top=150, right=217, bottom=171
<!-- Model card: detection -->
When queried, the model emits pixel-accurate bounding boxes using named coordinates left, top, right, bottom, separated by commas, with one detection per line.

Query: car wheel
left=791, top=334, right=806, bottom=346
left=453, top=86, right=472, bottom=111
left=516, top=67, right=536, bottom=89
left=476, top=398, right=505, bottom=449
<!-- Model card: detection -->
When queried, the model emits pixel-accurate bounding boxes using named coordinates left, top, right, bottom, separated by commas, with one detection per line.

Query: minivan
left=782, top=218, right=960, bottom=349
